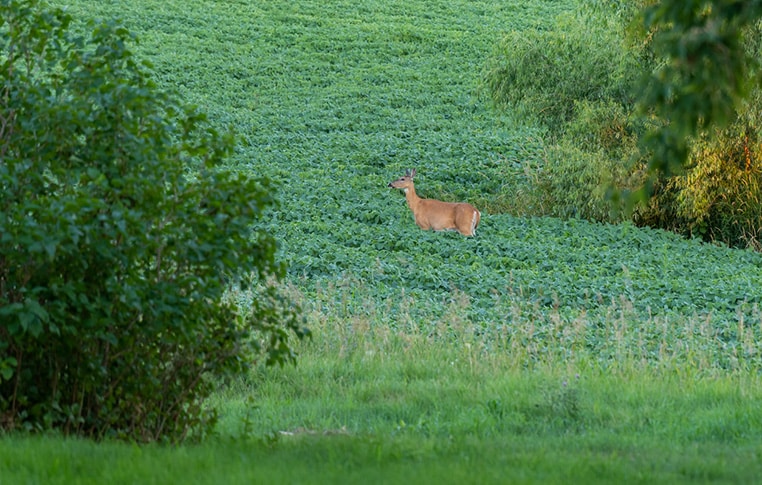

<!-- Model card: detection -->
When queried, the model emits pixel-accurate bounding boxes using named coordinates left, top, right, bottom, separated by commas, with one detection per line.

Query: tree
left=634, top=0, right=762, bottom=247
left=0, top=0, right=308, bottom=442
left=483, top=0, right=762, bottom=248
left=638, top=0, right=762, bottom=178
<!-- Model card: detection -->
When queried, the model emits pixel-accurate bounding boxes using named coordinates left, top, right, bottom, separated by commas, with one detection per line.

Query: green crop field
left=4, top=0, right=762, bottom=483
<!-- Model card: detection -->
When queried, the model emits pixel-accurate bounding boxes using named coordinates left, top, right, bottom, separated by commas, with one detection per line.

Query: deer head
left=387, top=168, right=416, bottom=192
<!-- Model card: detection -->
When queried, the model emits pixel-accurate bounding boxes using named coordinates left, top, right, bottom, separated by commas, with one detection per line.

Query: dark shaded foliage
left=0, top=0, right=307, bottom=442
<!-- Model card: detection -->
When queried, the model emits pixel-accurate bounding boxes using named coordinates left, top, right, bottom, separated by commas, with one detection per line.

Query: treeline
left=485, top=0, right=762, bottom=250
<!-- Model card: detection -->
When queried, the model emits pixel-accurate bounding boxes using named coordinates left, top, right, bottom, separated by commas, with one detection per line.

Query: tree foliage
left=485, top=0, right=762, bottom=249
left=638, top=0, right=762, bottom=177
left=485, top=11, right=642, bottom=137
left=0, top=0, right=307, bottom=442
left=483, top=8, right=649, bottom=222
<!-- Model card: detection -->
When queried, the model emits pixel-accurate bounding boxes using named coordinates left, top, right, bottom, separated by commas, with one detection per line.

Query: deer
left=387, top=169, right=481, bottom=236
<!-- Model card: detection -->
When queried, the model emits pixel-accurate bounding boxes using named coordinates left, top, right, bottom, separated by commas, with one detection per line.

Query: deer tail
left=471, top=210, right=480, bottom=236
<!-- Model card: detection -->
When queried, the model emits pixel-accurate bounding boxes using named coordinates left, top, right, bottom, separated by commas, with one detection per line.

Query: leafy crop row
left=284, top=213, right=762, bottom=325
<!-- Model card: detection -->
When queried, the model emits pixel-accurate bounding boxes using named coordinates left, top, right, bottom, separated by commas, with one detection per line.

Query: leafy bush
left=0, top=0, right=307, bottom=442
left=633, top=5, right=762, bottom=249
left=485, top=2, right=762, bottom=249
left=484, top=11, right=640, bottom=136
left=526, top=99, right=647, bottom=222
left=531, top=143, right=634, bottom=223
left=638, top=119, right=762, bottom=249
left=484, top=8, right=647, bottom=223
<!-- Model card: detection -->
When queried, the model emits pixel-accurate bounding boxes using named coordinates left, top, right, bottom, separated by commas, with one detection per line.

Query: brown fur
left=388, top=169, right=480, bottom=236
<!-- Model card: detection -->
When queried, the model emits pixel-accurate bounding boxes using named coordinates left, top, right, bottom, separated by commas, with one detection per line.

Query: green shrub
left=0, top=0, right=307, bottom=442
left=485, top=2, right=762, bottom=249
left=484, top=12, right=640, bottom=137
left=527, top=99, right=645, bottom=222
left=530, top=143, right=632, bottom=223
left=483, top=8, right=648, bottom=223
left=639, top=121, right=762, bottom=249
left=635, top=17, right=762, bottom=249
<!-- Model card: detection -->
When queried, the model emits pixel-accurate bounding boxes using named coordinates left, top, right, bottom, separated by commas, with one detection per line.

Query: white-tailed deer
left=387, top=169, right=480, bottom=236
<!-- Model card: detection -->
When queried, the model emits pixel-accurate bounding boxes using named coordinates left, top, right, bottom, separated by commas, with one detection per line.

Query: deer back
left=415, top=198, right=480, bottom=236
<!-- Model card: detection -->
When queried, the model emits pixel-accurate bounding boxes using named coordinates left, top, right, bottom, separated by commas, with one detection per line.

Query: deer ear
left=410, top=169, right=416, bottom=178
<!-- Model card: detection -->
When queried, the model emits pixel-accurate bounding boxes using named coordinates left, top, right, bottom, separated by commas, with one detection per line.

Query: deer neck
left=404, top=185, right=421, bottom=212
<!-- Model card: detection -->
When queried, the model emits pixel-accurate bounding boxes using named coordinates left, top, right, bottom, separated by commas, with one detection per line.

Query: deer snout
left=387, top=183, right=394, bottom=188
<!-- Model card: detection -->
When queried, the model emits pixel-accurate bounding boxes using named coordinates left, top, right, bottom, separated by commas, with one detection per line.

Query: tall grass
left=218, top=281, right=762, bottom=439
left=194, top=281, right=762, bottom=483
left=259, top=279, right=762, bottom=377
